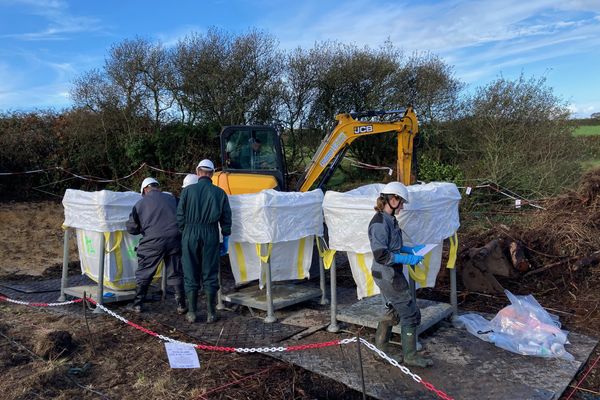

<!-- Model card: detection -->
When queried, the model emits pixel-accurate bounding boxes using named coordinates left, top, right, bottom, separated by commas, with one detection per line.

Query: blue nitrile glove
left=219, top=236, right=230, bottom=256
left=400, top=244, right=426, bottom=254
left=392, top=253, right=424, bottom=265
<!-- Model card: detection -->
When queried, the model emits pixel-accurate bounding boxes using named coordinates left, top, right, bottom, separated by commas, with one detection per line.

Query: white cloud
left=568, top=101, right=600, bottom=118
left=0, top=0, right=104, bottom=41
left=0, top=81, right=72, bottom=111
left=267, top=0, right=599, bottom=57
left=0, top=49, right=94, bottom=111
left=261, top=0, right=600, bottom=90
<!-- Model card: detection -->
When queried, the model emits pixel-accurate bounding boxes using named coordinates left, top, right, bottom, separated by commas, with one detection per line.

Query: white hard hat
left=182, top=174, right=199, bottom=188
left=380, top=182, right=409, bottom=203
left=140, top=177, right=159, bottom=193
left=196, top=159, right=215, bottom=171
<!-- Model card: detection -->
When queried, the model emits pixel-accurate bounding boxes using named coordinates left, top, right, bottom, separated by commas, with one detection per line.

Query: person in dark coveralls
left=177, top=159, right=232, bottom=323
left=368, top=181, right=433, bottom=368
left=126, top=177, right=187, bottom=314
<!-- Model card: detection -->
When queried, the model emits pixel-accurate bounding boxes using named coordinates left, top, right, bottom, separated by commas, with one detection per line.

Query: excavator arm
left=295, top=107, right=419, bottom=191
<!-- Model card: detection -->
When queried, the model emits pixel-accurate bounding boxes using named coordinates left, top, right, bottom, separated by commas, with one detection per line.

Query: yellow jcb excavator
left=212, top=107, right=419, bottom=194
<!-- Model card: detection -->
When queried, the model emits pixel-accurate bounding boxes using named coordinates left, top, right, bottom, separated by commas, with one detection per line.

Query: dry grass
left=0, top=201, right=77, bottom=276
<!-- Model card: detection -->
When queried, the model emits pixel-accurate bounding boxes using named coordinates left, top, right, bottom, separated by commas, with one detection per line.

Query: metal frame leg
left=217, top=262, right=225, bottom=310
left=408, top=266, right=421, bottom=350
left=161, top=265, right=167, bottom=302
left=450, top=266, right=458, bottom=322
left=327, top=257, right=340, bottom=333
left=318, top=238, right=329, bottom=305
left=93, top=233, right=106, bottom=314
left=58, top=228, right=70, bottom=301
left=263, top=243, right=276, bottom=323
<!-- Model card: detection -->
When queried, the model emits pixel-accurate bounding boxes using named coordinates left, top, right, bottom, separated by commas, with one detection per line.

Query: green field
left=574, top=125, right=600, bottom=136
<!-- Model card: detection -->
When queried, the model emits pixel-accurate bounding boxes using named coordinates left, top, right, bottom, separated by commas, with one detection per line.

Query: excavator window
left=225, top=129, right=278, bottom=171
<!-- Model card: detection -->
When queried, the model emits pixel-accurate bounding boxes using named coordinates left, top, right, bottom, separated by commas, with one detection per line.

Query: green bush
left=417, top=154, right=463, bottom=183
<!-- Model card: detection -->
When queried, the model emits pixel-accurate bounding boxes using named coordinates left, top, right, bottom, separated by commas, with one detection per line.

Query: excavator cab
left=213, top=107, right=419, bottom=195
left=213, top=125, right=287, bottom=195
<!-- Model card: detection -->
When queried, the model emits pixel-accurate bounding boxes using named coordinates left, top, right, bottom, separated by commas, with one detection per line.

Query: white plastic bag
left=456, top=313, right=494, bottom=342
left=458, top=290, right=574, bottom=361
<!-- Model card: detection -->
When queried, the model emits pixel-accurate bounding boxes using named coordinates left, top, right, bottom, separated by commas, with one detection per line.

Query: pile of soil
left=453, top=169, right=600, bottom=335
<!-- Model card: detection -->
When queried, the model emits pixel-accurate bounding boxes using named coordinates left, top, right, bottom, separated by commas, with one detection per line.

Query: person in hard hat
left=177, top=159, right=232, bottom=323
left=182, top=173, right=199, bottom=189
left=368, top=181, right=433, bottom=368
left=125, top=177, right=187, bottom=315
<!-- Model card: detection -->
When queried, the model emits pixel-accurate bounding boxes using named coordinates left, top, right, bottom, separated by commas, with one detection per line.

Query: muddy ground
left=0, top=194, right=599, bottom=399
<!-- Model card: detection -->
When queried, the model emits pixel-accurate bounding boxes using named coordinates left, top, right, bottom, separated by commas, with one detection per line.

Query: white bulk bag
left=63, top=189, right=162, bottom=289
left=323, top=182, right=460, bottom=299
left=227, top=189, right=324, bottom=286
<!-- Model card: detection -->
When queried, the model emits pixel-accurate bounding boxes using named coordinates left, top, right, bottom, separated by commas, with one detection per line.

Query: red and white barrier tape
left=91, top=300, right=352, bottom=353
left=0, top=163, right=204, bottom=181
left=0, top=294, right=453, bottom=399
left=346, top=157, right=394, bottom=175
left=0, top=295, right=83, bottom=307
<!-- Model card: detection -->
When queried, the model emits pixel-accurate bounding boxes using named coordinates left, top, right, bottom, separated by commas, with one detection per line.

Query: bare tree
left=104, top=38, right=149, bottom=135
left=172, top=28, right=283, bottom=126
left=384, top=52, right=464, bottom=171
left=138, top=42, right=174, bottom=130
left=277, top=47, right=327, bottom=169
left=308, top=42, right=407, bottom=167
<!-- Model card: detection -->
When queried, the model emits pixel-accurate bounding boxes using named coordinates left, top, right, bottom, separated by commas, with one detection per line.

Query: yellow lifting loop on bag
left=356, top=253, right=375, bottom=297
left=101, top=231, right=129, bottom=289
left=103, top=231, right=123, bottom=253
left=255, top=243, right=273, bottom=264
left=322, top=250, right=336, bottom=270
left=316, top=236, right=336, bottom=270
left=446, top=232, right=458, bottom=269
left=296, top=237, right=306, bottom=280
left=408, top=251, right=431, bottom=286
left=234, top=242, right=248, bottom=282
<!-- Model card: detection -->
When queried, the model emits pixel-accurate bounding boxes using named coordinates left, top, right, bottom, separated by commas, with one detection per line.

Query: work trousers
left=371, top=263, right=421, bottom=328
left=135, top=236, right=183, bottom=287
left=181, top=223, right=220, bottom=294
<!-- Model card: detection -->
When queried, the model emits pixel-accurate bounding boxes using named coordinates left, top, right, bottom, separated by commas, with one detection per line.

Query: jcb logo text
left=354, top=125, right=373, bottom=134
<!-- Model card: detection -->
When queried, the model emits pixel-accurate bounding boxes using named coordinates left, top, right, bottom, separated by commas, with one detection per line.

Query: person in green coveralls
left=177, top=159, right=232, bottom=323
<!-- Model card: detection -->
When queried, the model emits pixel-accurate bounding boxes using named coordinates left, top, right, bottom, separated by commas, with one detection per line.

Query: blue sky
left=1, top=0, right=599, bottom=117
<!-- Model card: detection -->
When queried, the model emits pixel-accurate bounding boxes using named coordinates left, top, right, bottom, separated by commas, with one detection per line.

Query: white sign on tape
left=165, top=342, right=200, bottom=368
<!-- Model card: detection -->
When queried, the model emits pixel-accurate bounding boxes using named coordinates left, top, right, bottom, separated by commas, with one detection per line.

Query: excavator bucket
left=461, top=239, right=519, bottom=294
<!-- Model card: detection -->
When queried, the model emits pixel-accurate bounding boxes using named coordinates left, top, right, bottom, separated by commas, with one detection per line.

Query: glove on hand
left=392, top=253, right=424, bottom=266
left=400, top=244, right=426, bottom=254
left=219, top=236, right=230, bottom=256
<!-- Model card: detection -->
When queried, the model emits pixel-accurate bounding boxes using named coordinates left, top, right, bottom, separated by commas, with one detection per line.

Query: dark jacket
left=126, top=190, right=180, bottom=243
left=176, top=177, right=232, bottom=237
left=368, top=211, right=403, bottom=268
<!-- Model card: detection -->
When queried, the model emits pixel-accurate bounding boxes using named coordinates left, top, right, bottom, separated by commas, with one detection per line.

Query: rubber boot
left=205, top=291, right=219, bottom=324
left=185, top=291, right=198, bottom=323
left=401, top=326, right=433, bottom=368
left=375, top=320, right=394, bottom=353
left=375, top=305, right=399, bottom=353
left=174, top=285, right=187, bottom=315
left=130, top=284, right=149, bottom=313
